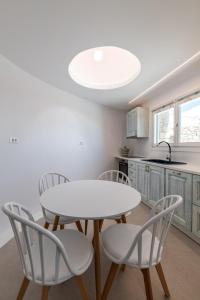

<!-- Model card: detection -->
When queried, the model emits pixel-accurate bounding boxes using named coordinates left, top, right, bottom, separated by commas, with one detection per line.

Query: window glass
left=179, top=96, right=200, bottom=143
left=154, top=107, right=174, bottom=144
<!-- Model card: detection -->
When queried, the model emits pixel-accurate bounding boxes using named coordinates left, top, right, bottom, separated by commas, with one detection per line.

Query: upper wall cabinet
left=126, top=107, right=149, bottom=138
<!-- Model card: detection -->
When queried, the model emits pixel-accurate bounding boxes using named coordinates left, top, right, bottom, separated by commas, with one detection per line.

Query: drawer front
left=192, top=205, right=200, bottom=239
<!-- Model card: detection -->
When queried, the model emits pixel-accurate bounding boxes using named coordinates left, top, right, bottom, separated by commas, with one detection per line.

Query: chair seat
left=25, top=229, right=93, bottom=285
left=44, top=210, right=77, bottom=224
left=102, top=224, right=162, bottom=268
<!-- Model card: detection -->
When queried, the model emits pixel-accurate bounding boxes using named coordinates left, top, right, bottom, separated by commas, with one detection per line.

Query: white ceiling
left=0, top=0, right=200, bottom=110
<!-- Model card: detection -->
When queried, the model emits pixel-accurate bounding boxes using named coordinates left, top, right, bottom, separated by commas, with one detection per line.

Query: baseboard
left=0, top=210, right=43, bottom=249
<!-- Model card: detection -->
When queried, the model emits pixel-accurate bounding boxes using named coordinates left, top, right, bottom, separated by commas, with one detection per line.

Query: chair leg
left=16, top=277, right=30, bottom=300
left=120, top=264, right=126, bottom=272
left=44, top=222, right=50, bottom=229
left=52, top=215, right=60, bottom=231
left=75, top=275, right=89, bottom=300
left=76, top=221, right=84, bottom=233
left=60, top=224, right=64, bottom=230
left=85, top=220, right=88, bottom=235
left=155, top=263, right=170, bottom=297
left=121, top=214, right=127, bottom=224
left=41, top=286, right=49, bottom=300
left=102, top=263, right=119, bottom=300
left=141, top=268, right=153, bottom=300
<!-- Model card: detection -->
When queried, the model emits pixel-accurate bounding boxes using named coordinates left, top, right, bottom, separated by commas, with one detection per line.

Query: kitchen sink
left=142, top=159, right=187, bottom=165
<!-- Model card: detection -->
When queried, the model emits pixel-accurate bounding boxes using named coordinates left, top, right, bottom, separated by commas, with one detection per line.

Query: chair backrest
left=123, top=195, right=183, bottom=268
left=39, top=172, right=70, bottom=196
left=2, top=202, right=79, bottom=285
left=98, top=170, right=131, bottom=186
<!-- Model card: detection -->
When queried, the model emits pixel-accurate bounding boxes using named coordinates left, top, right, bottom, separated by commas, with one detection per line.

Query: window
left=153, top=92, right=200, bottom=146
left=154, top=106, right=174, bottom=144
left=179, top=96, right=200, bottom=143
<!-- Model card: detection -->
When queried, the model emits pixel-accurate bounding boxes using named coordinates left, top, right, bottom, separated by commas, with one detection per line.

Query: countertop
left=115, top=155, right=200, bottom=175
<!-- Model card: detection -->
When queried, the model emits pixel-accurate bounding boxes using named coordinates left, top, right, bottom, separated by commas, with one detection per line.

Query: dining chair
left=39, top=172, right=83, bottom=232
left=85, top=170, right=131, bottom=235
left=2, top=202, right=93, bottom=300
left=101, top=195, right=183, bottom=300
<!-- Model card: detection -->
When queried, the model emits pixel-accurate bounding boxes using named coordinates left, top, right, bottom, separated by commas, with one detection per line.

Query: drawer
left=128, top=161, right=137, bottom=170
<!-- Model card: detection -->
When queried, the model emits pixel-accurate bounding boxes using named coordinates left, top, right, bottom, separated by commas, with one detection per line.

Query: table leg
left=52, top=215, right=60, bottom=231
left=93, top=220, right=101, bottom=300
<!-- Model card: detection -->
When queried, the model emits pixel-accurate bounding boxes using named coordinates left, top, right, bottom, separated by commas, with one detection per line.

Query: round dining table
left=40, top=179, right=141, bottom=300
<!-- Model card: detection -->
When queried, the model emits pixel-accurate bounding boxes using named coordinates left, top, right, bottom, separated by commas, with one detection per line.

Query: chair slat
left=38, top=232, right=45, bottom=285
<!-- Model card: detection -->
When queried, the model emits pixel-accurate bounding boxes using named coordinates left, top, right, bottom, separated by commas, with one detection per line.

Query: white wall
left=0, top=55, right=126, bottom=247
left=127, top=69, right=200, bottom=163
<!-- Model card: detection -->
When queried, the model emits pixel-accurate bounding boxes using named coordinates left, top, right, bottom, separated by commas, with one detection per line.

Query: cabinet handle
left=172, top=171, right=181, bottom=176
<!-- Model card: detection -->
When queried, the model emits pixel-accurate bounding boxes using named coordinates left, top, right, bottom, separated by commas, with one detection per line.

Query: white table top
left=40, top=180, right=141, bottom=220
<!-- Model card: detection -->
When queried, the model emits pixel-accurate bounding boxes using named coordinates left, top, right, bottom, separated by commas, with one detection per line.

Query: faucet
left=157, top=141, right=172, bottom=162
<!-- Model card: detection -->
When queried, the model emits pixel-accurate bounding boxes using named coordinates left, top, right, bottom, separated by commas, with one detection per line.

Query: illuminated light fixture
left=68, top=46, right=141, bottom=89
left=93, top=49, right=103, bottom=61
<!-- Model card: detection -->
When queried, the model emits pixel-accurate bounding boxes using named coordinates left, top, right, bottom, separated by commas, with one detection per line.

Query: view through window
left=179, top=96, right=200, bottom=143
left=154, top=107, right=174, bottom=144
left=153, top=93, right=200, bottom=146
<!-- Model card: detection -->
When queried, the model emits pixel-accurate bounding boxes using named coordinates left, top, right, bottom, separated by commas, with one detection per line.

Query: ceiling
left=0, top=0, right=200, bottom=110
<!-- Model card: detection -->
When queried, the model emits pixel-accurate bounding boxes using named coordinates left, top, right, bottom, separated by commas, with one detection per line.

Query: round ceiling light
left=68, top=46, right=141, bottom=89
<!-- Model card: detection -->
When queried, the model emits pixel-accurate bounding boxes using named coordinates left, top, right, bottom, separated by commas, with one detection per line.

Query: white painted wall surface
left=127, top=69, right=200, bottom=164
left=0, top=55, right=126, bottom=247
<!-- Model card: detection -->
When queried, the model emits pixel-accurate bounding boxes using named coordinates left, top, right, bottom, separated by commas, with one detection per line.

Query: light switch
left=9, top=137, right=19, bottom=144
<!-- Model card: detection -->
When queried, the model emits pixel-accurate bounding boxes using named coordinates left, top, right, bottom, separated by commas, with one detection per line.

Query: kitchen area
left=116, top=87, right=200, bottom=245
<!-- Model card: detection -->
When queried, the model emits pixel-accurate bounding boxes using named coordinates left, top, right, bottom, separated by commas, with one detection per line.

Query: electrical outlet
left=9, top=137, right=19, bottom=144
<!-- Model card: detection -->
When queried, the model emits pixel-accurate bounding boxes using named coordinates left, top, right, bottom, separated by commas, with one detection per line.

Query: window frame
left=152, top=91, right=200, bottom=148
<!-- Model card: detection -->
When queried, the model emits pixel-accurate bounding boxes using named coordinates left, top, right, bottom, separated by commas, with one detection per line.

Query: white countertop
left=115, top=155, right=200, bottom=175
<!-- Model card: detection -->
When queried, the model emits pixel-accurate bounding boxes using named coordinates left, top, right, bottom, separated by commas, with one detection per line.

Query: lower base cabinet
left=192, top=205, right=200, bottom=239
left=127, top=160, right=200, bottom=244
left=136, top=164, right=164, bottom=206
left=148, top=165, right=165, bottom=206
left=165, top=169, right=192, bottom=231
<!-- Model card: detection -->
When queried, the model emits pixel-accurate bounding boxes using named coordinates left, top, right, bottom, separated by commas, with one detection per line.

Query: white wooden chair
left=84, top=170, right=131, bottom=235
left=39, top=173, right=83, bottom=232
left=2, top=202, right=93, bottom=300
left=101, top=195, right=183, bottom=300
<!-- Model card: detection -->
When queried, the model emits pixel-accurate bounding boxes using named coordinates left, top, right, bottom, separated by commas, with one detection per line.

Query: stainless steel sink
left=142, top=159, right=187, bottom=165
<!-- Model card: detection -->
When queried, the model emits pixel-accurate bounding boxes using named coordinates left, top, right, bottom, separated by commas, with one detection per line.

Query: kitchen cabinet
left=136, top=163, right=149, bottom=202
left=128, top=161, right=137, bottom=188
left=148, top=165, right=165, bottom=206
left=193, top=175, right=200, bottom=207
left=192, top=205, right=200, bottom=239
left=126, top=107, right=149, bottom=138
left=135, top=164, right=164, bottom=205
left=165, top=169, right=192, bottom=230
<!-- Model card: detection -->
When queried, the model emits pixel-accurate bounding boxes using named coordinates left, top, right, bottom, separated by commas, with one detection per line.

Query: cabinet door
left=148, top=165, right=165, bottom=206
left=192, top=205, right=200, bottom=239
left=126, top=110, right=137, bottom=137
left=193, top=175, right=200, bottom=206
left=136, top=163, right=149, bottom=202
left=166, top=169, right=192, bottom=230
